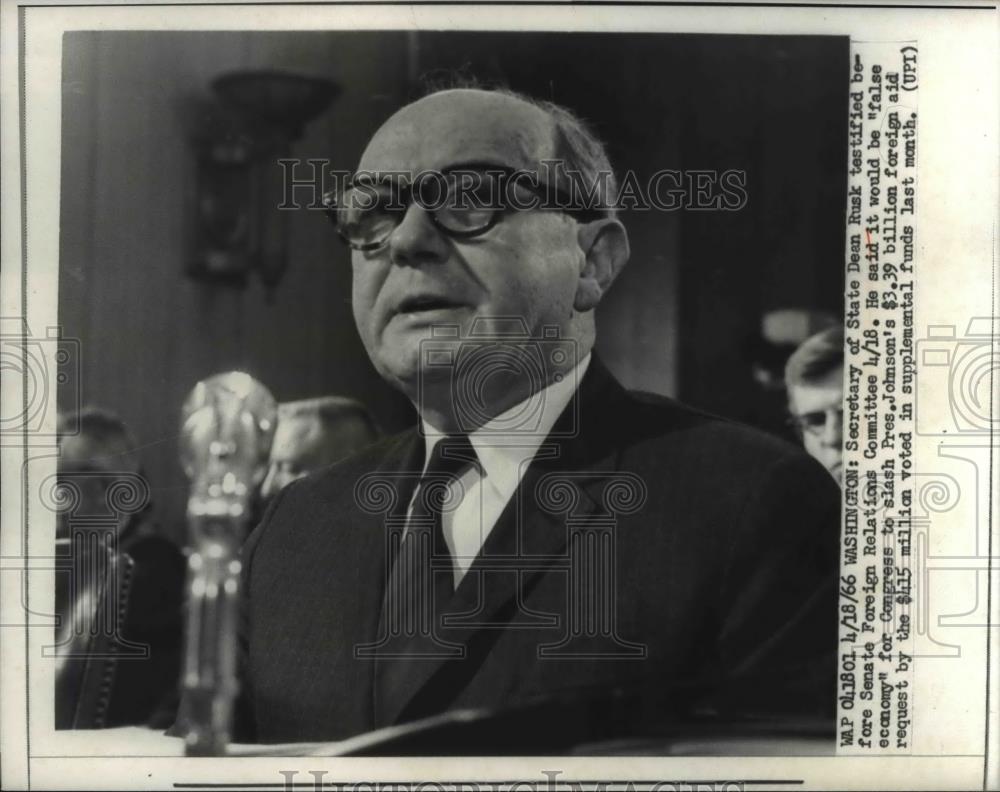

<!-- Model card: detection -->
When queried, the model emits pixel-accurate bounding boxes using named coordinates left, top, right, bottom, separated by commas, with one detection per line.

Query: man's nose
left=388, top=204, right=450, bottom=266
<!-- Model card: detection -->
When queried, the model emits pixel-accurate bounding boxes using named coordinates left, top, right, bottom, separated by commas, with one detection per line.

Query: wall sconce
left=186, top=70, right=340, bottom=294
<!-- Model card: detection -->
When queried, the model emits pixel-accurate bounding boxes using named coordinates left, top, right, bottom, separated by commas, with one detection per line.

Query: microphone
left=176, top=372, right=276, bottom=755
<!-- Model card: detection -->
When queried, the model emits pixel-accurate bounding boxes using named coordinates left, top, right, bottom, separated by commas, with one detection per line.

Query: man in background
left=785, top=326, right=845, bottom=486
left=56, top=408, right=185, bottom=728
left=258, top=396, right=381, bottom=505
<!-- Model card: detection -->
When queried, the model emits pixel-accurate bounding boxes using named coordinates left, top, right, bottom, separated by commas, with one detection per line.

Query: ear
left=574, top=218, right=630, bottom=312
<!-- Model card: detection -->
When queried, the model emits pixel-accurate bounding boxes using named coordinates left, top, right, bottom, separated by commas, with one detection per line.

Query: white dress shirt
left=415, top=353, right=591, bottom=586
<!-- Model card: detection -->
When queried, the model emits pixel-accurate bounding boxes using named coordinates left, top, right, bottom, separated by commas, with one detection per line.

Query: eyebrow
left=438, top=160, right=519, bottom=173
left=354, top=161, right=523, bottom=185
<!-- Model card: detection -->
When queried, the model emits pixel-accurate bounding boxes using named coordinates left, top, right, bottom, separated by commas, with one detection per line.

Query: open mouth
left=397, top=295, right=467, bottom=314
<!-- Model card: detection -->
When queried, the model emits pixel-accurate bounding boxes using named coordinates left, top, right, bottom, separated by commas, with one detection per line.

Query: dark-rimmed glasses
left=322, top=166, right=605, bottom=252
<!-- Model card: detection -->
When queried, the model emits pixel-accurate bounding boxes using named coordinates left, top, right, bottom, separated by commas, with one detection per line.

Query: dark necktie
left=373, top=434, right=477, bottom=724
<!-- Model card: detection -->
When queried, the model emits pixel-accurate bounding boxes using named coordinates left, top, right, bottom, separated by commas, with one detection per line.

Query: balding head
left=345, top=86, right=630, bottom=432
left=360, top=89, right=557, bottom=175
left=259, top=397, right=380, bottom=503
left=359, top=88, right=619, bottom=216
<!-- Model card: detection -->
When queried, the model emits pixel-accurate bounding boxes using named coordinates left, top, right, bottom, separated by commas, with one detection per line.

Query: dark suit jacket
left=56, top=519, right=185, bottom=729
left=236, top=358, right=840, bottom=746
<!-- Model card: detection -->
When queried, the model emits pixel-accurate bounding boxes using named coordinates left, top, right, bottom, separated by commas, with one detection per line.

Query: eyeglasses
left=788, top=407, right=844, bottom=437
left=322, top=166, right=604, bottom=252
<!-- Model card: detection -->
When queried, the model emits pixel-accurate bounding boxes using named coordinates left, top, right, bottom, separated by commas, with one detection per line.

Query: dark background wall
left=58, top=31, right=847, bottom=543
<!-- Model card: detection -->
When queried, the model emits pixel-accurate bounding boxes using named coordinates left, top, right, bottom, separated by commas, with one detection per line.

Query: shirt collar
left=420, top=353, right=592, bottom=497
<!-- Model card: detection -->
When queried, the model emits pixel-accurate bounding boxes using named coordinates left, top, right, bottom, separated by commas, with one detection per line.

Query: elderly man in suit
left=236, top=87, right=841, bottom=748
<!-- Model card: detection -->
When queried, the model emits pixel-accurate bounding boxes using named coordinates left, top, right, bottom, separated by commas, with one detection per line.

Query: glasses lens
left=430, top=172, right=501, bottom=235
left=324, top=171, right=515, bottom=248
left=331, top=183, right=402, bottom=250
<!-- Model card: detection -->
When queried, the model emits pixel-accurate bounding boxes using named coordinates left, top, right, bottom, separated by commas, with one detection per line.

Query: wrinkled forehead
left=357, top=90, right=558, bottom=175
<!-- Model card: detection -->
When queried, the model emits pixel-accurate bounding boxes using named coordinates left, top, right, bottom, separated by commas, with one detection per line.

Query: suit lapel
left=375, top=357, right=628, bottom=726
left=347, top=429, right=425, bottom=656
left=444, top=443, right=608, bottom=628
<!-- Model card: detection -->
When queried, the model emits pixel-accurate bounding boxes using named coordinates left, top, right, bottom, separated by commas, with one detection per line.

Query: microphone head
left=179, top=371, right=277, bottom=518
